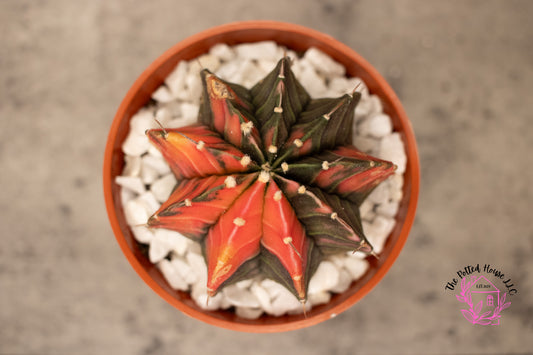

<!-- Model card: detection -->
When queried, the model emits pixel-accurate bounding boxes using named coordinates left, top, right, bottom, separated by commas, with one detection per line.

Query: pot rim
left=103, top=20, right=420, bottom=333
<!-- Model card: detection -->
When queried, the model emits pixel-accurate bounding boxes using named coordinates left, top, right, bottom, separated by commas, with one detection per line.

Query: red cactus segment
left=146, top=125, right=258, bottom=180
left=147, top=174, right=256, bottom=241
left=200, top=72, right=265, bottom=163
left=202, top=71, right=252, bottom=112
left=282, top=146, right=396, bottom=206
left=262, top=181, right=309, bottom=300
left=274, top=176, right=371, bottom=254
left=321, top=146, right=396, bottom=203
left=205, top=176, right=267, bottom=296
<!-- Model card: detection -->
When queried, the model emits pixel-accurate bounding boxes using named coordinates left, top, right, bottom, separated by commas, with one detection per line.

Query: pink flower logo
left=456, top=275, right=511, bottom=325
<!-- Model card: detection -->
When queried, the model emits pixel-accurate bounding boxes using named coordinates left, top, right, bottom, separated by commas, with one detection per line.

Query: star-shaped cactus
left=145, top=57, right=396, bottom=302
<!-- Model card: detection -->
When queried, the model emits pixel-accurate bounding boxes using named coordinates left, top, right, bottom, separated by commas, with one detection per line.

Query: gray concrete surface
left=1, top=1, right=532, bottom=354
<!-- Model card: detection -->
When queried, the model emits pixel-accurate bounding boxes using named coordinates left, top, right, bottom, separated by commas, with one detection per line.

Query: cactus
left=145, top=57, right=396, bottom=303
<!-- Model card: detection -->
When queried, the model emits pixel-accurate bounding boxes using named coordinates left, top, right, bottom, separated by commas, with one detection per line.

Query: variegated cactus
left=145, top=57, right=395, bottom=303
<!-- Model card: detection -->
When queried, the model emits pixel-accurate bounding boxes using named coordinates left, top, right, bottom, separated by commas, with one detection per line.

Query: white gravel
left=115, top=42, right=407, bottom=319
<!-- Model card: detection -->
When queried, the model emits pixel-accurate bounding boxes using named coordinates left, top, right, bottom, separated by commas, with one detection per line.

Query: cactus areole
left=145, top=57, right=396, bottom=303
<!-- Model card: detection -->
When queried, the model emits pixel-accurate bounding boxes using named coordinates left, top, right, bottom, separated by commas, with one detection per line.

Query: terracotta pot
left=103, top=21, right=420, bottom=332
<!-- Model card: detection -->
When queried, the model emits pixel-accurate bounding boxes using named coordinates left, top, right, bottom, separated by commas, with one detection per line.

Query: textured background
left=1, top=1, right=532, bottom=354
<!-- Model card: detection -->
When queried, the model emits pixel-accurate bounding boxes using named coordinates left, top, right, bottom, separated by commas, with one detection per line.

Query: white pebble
left=142, top=154, right=171, bottom=176
left=362, top=210, right=376, bottom=223
left=154, top=229, right=190, bottom=257
left=223, top=284, right=260, bottom=308
left=180, top=102, right=200, bottom=121
left=135, top=191, right=160, bottom=216
left=358, top=113, right=393, bottom=138
left=268, top=286, right=302, bottom=316
left=129, top=109, right=156, bottom=135
left=160, top=101, right=182, bottom=119
left=165, top=61, right=188, bottom=96
left=289, top=58, right=304, bottom=79
left=330, top=269, right=353, bottom=294
left=140, top=163, right=159, bottom=185
left=115, top=176, right=145, bottom=195
left=359, top=198, right=375, bottom=220
left=150, top=173, right=177, bottom=203
left=215, top=60, right=242, bottom=82
left=185, top=70, right=203, bottom=103
left=155, top=107, right=172, bottom=126
left=303, top=47, right=346, bottom=77
left=166, top=117, right=196, bottom=128
left=186, top=251, right=207, bottom=284
left=376, top=199, right=400, bottom=218
left=260, top=278, right=287, bottom=300
left=191, top=282, right=224, bottom=310
left=122, top=155, right=142, bottom=177
left=363, top=216, right=396, bottom=254
left=124, top=199, right=149, bottom=226
left=149, top=236, right=171, bottom=263
left=151, top=85, right=175, bottom=103
left=256, top=59, right=280, bottom=78
left=196, top=53, right=221, bottom=73
left=308, top=291, right=331, bottom=306
left=328, top=77, right=368, bottom=96
left=378, top=133, right=407, bottom=174
left=148, top=228, right=185, bottom=263
left=169, top=256, right=197, bottom=284
left=120, top=187, right=135, bottom=205
left=388, top=173, right=404, bottom=202
left=368, top=94, right=383, bottom=115
left=327, top=255, right=346, bottom=269
left=367, top=179, right=390, bottom=204
left=285, top=49, right=299, bottom=62
left=251, top=283, right=273, bottom=313
left=209, top=43, right=235, bottom=62
left=294, top=62, right=327, bottom=97
left=220, top=296, right=233, bottom=310
left=234, top=41, right=281, bottom=61
left=355, top=95, right=374, bottom=121
left=343, top=257, right=369, bottom=280
left=239, top=60, right=266, bottom=89
left=158, top=259, right=189, bottom=291
left=349, top=250, right=369, bottom=259
left=147, top=144, right=162, bottom=158
left=131, top=225, right=154, bottom=244
left=287, top=301, right=312, bottom=315
left=235, top=279, right=253, bottom=289
left=122, top=132, right=151, bottom=157
left=308, top=261, right=339, bottom=294
left=235, top=307, right=263, bottom=320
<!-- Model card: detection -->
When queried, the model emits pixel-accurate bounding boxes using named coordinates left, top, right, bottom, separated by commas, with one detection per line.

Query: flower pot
left=103, top=20, right=420, bottom=332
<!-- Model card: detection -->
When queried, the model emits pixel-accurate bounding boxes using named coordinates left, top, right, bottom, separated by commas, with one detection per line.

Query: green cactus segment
left=274, top=175, right=371, bottom=254
left=260, top=239, right=321, bottom=303
left=250, top=57, right=311, bottom=163
left=275, top=93, right=360, bottom=165
left=307, top=187, right=370, bottom=254
left=207, top=252, right=262, bottom=292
